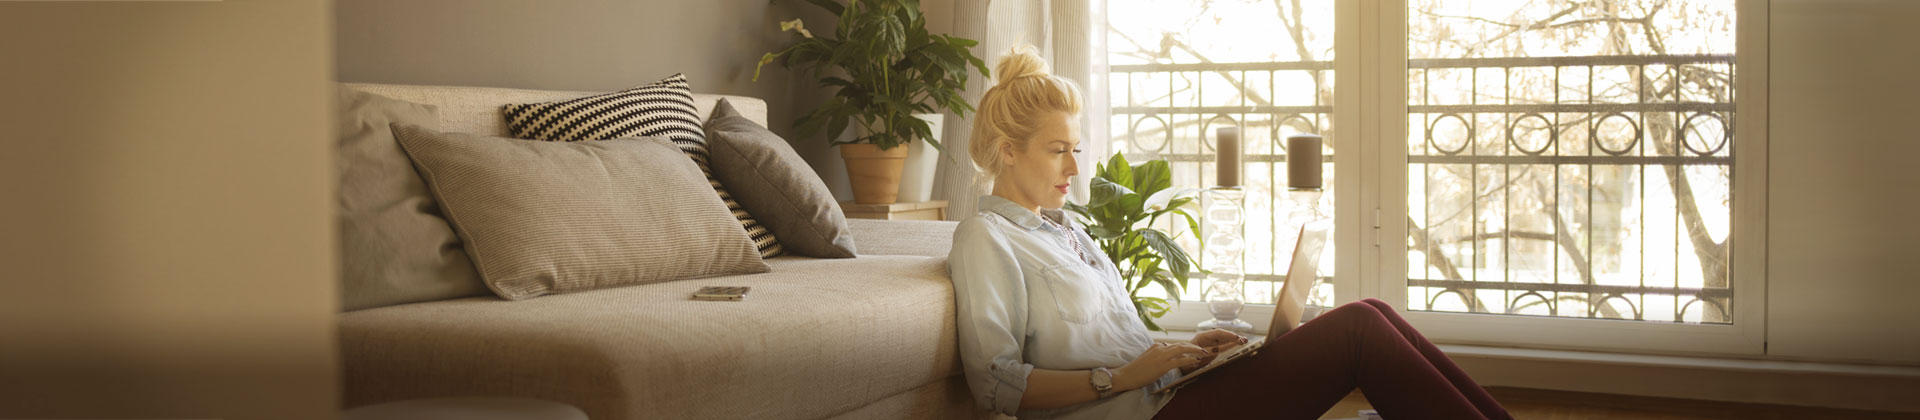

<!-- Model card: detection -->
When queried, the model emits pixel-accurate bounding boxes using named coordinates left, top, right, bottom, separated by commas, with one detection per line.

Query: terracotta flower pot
left=840, top=143, right=908, bottom=204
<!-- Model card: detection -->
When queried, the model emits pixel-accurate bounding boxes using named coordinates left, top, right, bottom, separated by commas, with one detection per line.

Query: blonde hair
left=968, top=46, right=1084, bottom=188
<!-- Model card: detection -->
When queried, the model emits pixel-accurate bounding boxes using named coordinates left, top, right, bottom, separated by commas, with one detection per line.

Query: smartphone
left=692, top=286, right=750, bottom=301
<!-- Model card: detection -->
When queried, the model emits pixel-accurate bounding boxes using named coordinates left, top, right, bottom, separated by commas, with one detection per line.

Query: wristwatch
left=1090, top=367, right=1116, bottom=398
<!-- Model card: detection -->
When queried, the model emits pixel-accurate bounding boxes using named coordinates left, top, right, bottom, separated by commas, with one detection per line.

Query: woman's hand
left=1114, top=342, right=1210, bottom=391
left=1179, top=330, right=1250, bottom=373
left=1192, top=329, right=1248, bottom=352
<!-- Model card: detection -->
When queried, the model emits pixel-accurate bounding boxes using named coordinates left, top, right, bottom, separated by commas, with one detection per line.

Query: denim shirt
left=948, top=195, right=1179, bottom=419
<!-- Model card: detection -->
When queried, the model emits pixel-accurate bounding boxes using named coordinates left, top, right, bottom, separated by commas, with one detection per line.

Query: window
left=1101, top=0, right=1761, bottom=353
left=1106, top=0, right=1340, bottom=310
left=1405, top=0, right=1738, bottom=324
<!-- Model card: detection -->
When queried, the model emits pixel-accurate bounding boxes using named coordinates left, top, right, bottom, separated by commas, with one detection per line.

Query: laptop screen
left=1269, top=219, right=1333, bottom=338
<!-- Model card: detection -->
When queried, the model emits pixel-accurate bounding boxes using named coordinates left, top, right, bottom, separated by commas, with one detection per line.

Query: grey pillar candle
left=1287, top=134, right=1323, bottom=190
left=1215, top=127, right=1241, bottom=187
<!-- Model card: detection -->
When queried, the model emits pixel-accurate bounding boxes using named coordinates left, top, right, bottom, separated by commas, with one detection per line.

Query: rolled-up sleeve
left=947, top=218, right=1034, bottom=416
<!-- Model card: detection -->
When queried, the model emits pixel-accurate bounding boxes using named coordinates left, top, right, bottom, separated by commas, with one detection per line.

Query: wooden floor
left=1317, top=387, right=1920, bottom=420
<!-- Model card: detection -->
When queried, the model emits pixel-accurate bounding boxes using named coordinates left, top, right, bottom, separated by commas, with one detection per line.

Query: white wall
left=0, top=1, right=338, bottom=419
left=1766, top=0, right=1920, bottom=365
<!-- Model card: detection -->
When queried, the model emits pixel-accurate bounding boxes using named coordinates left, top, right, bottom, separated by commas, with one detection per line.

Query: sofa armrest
left=847, top=218, right=957, bottom=257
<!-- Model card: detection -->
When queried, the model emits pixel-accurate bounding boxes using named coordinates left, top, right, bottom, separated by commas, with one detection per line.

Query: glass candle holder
left=1282, top=187, right=1326, bottom=308
left=1198, top=186, right=1253, bottom=334
left=1286, top=187, right=1325, bottom=229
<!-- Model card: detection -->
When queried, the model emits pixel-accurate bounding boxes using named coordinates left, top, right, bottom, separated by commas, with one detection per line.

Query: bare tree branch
left=1420, top=11, right=1522, bottom=29
left=1407, top=216, right=1485, bottom=312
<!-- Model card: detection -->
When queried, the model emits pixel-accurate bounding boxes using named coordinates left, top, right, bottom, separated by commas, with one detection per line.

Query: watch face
left=1091, top=368, right=1113, bottom=389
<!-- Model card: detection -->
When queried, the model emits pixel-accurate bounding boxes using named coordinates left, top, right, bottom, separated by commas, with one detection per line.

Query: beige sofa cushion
left=335, top=87, right=487, bottom=311
left=846, top=219, right=958, bottom=258
left=340, top=255, right=962, bottom=420
left=392, top=125, right=768, bottom=300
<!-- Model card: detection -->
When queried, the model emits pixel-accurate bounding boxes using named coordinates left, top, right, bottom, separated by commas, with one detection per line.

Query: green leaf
left=898, top=4, right=925, bottom=40
left=1104, top=152, right=1133, bottom=188
left=1139, top=296, right=1172, bottom=317
left=1135, top=301, right=1162, bottom=332
left=1140, top=229, right=1194, bottom=289
left=878, top=14, right=907, bottom=58
left=825, top=36, right=854, bottom=64
left=781, top=41, right=834, bottom=76
left=1087, top=177, right=1132, bottom=208
left=1087, top=225, right=1124, bottom=240
left=1063, top=202, right=1091, bottom=220
left=820, top=76, right=858, bottom=90
left=1117, top=239, right=1150, bottom=261
left=925, top=45, right=963, bottom=76
left=1150, top=275, right=1182, bottom=300
left=1163, top=197, right=1196, bottom=213
left=825, top=114, right=851, bottom=144
left=1114, top=193, right=1144, bottom=220
left=794, top=97, right=844, bottom=138
left=1130, top=159, right=1172, bottom=197
left=1177, top=209, right=1203, bottom=243
left=1140, top=296, right=1170, bottom=309
left=965, top=51, right=990, bottom=79
left=946, top=35, right=979, bottom=48
left=913, top=121, right=942, bottom=152
left=1127, top=255, right=1160, bottom=290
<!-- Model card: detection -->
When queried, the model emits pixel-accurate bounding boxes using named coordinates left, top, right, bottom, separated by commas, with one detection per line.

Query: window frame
left=1363, top=0, right=1769, bottom=355
left=1126, top=0, right=1768, bottom=357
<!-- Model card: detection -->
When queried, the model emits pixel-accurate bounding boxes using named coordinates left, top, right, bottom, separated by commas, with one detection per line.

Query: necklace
left=1042, top=217, right=1099, bottom=267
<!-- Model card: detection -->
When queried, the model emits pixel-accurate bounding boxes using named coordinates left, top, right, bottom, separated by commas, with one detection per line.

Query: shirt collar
left=976, top=195, right=1071, bottom=232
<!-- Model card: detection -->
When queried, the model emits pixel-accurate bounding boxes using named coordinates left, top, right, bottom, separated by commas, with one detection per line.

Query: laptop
left=1154, top=219, right=1332, bottom=394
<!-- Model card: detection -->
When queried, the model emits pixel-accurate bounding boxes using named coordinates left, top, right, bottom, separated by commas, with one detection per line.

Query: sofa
left=336, top=83, right=985, bottom=420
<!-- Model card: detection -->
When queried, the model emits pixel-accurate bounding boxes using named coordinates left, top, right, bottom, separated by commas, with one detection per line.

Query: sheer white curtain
left=932, top=0, right=1110, bottom=220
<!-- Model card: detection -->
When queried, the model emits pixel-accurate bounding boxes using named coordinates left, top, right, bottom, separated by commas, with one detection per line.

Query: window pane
left=1107, top=0, right=1337, bottom=306
left=1406, top=0, right=1735, bottom=323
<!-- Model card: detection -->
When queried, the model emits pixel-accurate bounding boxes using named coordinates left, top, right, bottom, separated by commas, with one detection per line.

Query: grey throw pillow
left=336, top=87, right=487, bottom=311
left=703, top=99, right=857, bottom=258
left=392, top=125, right=770, bottom=300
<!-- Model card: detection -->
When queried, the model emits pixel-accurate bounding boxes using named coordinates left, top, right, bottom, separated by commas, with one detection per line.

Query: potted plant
left=1064, top=153, right=1206, bottom=331
left=755, top=0, right=990, bottom=204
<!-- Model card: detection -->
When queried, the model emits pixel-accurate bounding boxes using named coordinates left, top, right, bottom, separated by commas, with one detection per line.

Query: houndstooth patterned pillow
left=503, top=74, right=783, bottom=258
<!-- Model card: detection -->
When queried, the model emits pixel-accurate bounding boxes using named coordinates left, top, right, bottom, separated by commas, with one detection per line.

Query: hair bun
left=993, top=46, right=1052, bottom=87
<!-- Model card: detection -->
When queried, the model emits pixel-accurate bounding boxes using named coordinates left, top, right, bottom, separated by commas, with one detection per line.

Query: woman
left=947, top=48, right=1514, bottom=420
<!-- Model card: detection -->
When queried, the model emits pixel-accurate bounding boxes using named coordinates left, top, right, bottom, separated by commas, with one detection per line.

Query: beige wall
left=1766, top=0, right=1920, bottom=364
left=923, top=0, right=956, bottom=35
left=336, top=0, right=857, bottom=200
left=0, top=1, right=338, bottom=420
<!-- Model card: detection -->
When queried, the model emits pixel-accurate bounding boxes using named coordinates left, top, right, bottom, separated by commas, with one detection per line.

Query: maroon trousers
left=1152, top=299, right=1513, bottom=420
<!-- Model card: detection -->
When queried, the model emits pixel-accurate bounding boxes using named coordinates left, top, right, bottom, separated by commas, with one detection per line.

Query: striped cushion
left=503, top=74, right=783, bottom=258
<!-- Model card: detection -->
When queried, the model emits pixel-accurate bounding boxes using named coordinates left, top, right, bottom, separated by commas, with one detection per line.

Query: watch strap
left=1091, top=367, right=1117, bottom=398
